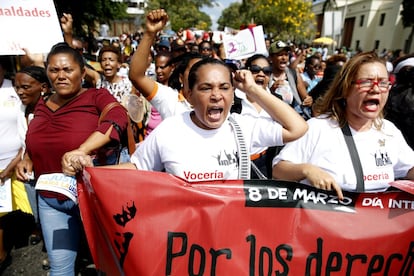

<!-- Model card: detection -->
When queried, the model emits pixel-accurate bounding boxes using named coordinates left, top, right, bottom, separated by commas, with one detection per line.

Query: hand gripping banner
left=78, top=167, right=414, bottom=275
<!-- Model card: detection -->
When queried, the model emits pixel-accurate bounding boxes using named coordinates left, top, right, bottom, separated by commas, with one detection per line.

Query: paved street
left=3, top=241, right=48, bottom=276
left=3, top=240, right=99, bottom=276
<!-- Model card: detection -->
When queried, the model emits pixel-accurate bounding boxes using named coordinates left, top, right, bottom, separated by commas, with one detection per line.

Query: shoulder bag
left=95, top=102, right=136, bottom=166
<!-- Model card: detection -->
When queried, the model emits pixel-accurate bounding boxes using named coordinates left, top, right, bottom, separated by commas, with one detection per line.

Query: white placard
left=36, top=173, right=78, bottom=204
left=222, top=25, right=267, bottom=60
left=0, top=179, right=13, bottom=213
left=0, top=0, right=63, bottom=55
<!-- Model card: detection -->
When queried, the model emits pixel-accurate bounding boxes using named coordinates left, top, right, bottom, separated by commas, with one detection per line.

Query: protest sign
left=222, top=26, right=268, bottom=60
left=0, top=178, right=12, bottom=213
left=36, top=173, right=78, bottom=203
left=79, top=168, right=414, bottom=275
left=0, top=0, right=63, bottom=55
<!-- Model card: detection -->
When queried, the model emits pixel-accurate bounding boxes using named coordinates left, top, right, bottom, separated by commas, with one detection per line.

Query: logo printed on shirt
left=214, top=150, right=238, bottom=167
left=374, top=139, right=392, bottom=167
left=2, top=95, right=19, bottom=107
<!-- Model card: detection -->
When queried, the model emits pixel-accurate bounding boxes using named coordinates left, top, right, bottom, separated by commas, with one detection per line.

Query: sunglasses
left=200, top=47, right=212, bottom=51
left=249, top=65, right=272, bottom=75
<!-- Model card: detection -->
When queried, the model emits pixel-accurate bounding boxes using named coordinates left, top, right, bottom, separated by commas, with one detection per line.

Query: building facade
left=312, top=0, right=414, bottom=54
left=109, top=0, right=147, bottom=36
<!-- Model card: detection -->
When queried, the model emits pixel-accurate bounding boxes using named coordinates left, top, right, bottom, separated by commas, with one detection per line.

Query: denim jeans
left=24, top=180, right=38, bottom=224
left=119, top=146, right=131, bottom=163
left=93, top=146, right=130, bottom=166
left=38, top=195, right=81, bottom=276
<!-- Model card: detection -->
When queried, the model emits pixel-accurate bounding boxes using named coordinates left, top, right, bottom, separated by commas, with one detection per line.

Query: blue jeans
left=24, top=180, right=38, bottom=224
left=38, top=195, right=81, bottom=276
left=119, top=146, right=131, bottom=163
left=93, top=146, right=130, bottom=166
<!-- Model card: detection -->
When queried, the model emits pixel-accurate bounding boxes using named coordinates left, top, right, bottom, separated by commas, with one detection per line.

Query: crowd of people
left=1, top=7, right=414, bottom=275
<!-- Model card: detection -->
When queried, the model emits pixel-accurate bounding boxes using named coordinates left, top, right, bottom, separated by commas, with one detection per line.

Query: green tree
left=217, top=2, right=245, bottom=31
left=218, top=0, right=316, bottom=43
left=145, top=0, right=214, bottom=31
left=54, top=0, right=128, bottom=36
left=401, top=0, right=414, bottom=53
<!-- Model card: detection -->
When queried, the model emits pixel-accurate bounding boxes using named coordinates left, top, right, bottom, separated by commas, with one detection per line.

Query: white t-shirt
left=235, top=88, right=271, bottom=155
left=131, top=111, right=283, bottom=181
left=273, top=117, right=414, bottom=192
left=0, top=79, right=24, bottom=168
left=148, top=82, right=192, bottom=119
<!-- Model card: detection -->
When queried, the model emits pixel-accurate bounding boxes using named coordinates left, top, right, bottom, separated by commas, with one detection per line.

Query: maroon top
left=26, top=88, right=128, bottom=192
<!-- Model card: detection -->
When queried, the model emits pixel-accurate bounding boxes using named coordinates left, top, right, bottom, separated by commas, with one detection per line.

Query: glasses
left=249, top=65, right=272, bottom=76
left=352, top=78, right=391, bottom=92
left=200, top=47, right=212, bottom=51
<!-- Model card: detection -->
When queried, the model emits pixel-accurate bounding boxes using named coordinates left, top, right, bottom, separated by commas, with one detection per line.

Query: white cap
left=393, top=57, right=414, bottom=74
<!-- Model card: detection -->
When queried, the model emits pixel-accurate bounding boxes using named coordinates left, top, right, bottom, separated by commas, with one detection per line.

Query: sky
left=201, top=0, right=241, bottom=31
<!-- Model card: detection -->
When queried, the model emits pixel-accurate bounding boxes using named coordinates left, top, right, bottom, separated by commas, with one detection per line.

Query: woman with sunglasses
left=232, top=54, right=278, bottom=179
left=301, top=55, right=322, bottom=93
left=273, top=51, right=414, bottom=200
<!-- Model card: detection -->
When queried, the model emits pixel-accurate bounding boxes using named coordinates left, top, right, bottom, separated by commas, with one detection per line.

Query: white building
left=109, top=0, right=147, bottom=36
left=312, top=0, right=414, bottom=54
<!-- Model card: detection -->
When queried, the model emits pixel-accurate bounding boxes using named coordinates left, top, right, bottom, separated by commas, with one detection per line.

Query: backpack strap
left=285, top=68, right=302, bottom=105
left=98, top=102, right=120, bottom=125
left=99, top=102, right=136, bottom=155
left=228, top=116, right=250, bottom=179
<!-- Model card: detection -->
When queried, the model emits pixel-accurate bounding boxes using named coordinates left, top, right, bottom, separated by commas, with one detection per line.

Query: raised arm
left=60, top=13, right=100, bottom=86
left=60, top=13, right=74, bottom=47
left=19, top=48, right=45, bottom=68
left=233, top=69, right=308, bottom=142
left=128, top=9, right=169, bottom=98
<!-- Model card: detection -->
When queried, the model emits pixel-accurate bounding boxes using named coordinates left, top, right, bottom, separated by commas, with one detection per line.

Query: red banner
left=78, top=168, right=414, bottom=275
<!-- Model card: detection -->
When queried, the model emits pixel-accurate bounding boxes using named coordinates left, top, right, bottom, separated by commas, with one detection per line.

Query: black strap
left=251, top=160, right=267, bottom=180
left=341, top=123, right=365, bottom=192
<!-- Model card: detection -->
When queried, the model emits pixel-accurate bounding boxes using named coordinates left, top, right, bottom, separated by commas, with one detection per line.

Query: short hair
left=46, top=42, right=85, bottom=69
left=168, top=52, right=205, bottom=90
left=188, top=58, right=232, bottom=90
left=98, top=45, right=122, bottom=63
left=18, top=66, right=50, bottom=87
left=244, top=54, right=269, bottom=68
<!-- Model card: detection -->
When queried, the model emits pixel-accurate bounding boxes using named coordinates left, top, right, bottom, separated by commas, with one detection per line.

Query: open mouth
left=255, top=79, right=265, bottom=86
left=363, top=98, right=380, bottom=111
left=208, top=106, right=224, bottom=121
left=279, top=62, right=287, bottom=69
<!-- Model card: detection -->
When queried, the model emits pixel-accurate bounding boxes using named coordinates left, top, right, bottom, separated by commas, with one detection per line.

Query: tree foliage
left=218, top=0, right=316, bottom=43
left=145, top=0, right=214, bottom=31
left=54, top=0, right=129, bottom=36
left=217, top=3, right=244, bottom=31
